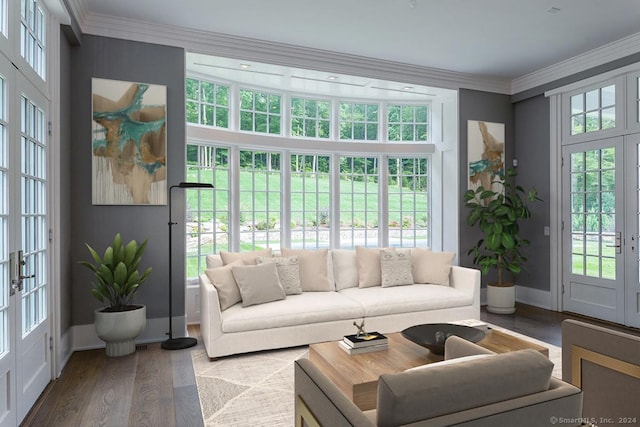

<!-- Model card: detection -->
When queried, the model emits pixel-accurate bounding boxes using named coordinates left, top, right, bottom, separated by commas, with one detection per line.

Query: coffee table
left=308, top=328, right=549, bottom=411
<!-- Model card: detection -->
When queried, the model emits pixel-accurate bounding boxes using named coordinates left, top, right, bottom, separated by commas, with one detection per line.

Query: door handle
left=605, top=232, right=622, bottom=254
left=9, top=250, right=35, bottom=295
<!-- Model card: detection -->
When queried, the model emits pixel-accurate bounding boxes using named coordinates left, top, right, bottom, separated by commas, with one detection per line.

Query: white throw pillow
left=257, top=256, right=302, bottom=295
left=231, top=263, right=286, bottom=307
left=412, top=248, right=456, bottom=286
left=204, top=260, right=244, bottom=310
left=280, top=248, right=331, bottom=291
left=332, top=249, right=359, bottom=290
left=380, top=249, right=414, bottom=287
left=220, top=248, right=273, bottom=266
left=405, top=354, right=492, bottom=372
left=356, top=246, right=395, bottom=288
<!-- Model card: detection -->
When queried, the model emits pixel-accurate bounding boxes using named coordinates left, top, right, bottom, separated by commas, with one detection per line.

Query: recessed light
left=327, top=75, right=338, bottom=80
left=547, top=7, right=561, bottom=13
left=240, top=63, right=250, bottom=69
left=402, top=86, right=414, bottom=91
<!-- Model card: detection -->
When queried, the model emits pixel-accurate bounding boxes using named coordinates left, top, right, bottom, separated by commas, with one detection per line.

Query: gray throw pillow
left=231, top=263, right=286, bottom=307
left=380, top=249, right=414, bottom=287
left=257, top=256, right=302, bottom=295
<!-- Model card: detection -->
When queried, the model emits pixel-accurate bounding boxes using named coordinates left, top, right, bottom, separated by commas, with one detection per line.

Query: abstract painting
left=92, top=78, right=167, bottom=205
left=467, top=120, right=505, bottom=198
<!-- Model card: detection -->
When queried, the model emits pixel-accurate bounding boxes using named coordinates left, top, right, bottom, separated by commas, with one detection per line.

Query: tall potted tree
left=79, top=233, right=152, bottom=356
left=464, top=169, right=540, bottom=314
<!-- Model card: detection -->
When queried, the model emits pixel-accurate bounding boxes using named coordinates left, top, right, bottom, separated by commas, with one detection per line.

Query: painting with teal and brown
left=91, top=78, right=167, bottom=205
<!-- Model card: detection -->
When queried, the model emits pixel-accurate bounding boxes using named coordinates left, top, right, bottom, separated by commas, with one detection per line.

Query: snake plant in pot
left=79, top=233, right=152, bottom=356
left=464, top=169, right=541, bottom=314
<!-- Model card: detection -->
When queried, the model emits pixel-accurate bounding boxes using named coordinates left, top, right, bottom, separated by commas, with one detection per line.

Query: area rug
left=191, top=324, right=562, bottom=427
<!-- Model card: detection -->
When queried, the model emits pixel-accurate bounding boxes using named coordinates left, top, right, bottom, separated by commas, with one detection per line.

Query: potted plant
left=464, top=169, right=541, bottom=314
left=79, top=233, right=152, bottom=356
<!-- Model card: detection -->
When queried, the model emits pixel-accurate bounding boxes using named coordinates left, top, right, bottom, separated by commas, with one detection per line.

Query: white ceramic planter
left=486, top=284, right=516, bottom=314
left=94, top=305, right=146, bottom=357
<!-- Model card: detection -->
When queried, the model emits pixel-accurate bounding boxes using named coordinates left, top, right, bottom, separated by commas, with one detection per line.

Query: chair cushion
left=377, top=349, right=553, bottom=426
left=231, top=263, right=286, bottom=307
left=332, top=249, right=359, bottom=290
left=411, top=248, right=455, bottom=285
left=221, top=292, right=364, bottom=333
left=280, top=248, right=332, bottom=291
left=339, top=284, right=472, bottom=317
left=204, top=260, right=244, bottom=310
left=356, top=246, right=393, bottom=288
left=220, top=248, right=273, bottom=265
left=257, top=256, right=303, bottom=295
left=380, top=248, right=413, bottom=287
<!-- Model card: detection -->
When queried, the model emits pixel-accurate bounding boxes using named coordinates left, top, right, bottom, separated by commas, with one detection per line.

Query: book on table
left=339, top=340, right=388, bottom=355
left=448, top=319, right=489, bottom=331
left=343, top=331, right=388, bottom=348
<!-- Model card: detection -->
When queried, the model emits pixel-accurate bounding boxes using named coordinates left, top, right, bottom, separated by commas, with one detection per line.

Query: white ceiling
left=76, top=0, right=640, bottom=97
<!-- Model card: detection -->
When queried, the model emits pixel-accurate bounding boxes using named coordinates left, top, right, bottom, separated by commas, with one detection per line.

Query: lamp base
left=161, top=337, right=197, bottom=350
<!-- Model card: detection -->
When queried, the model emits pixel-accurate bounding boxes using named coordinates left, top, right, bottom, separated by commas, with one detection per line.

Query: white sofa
left=199, top=247, right=481, bottom=359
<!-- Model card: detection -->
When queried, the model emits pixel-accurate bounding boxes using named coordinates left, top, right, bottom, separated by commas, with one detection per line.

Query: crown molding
left=511, top=32, right=640, bottom=95
left=66, top=1, right=511, bottom=95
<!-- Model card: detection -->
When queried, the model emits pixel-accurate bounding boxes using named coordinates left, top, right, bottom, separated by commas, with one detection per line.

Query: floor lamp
left=162, top=182, right=214, bottom=351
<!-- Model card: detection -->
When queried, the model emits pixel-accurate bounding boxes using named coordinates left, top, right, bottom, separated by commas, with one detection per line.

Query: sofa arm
left=450, top=265, right=481, bottom=311
left=294, top=359, right=374, bottom=427
left=199, top=273, right=224, bottom=359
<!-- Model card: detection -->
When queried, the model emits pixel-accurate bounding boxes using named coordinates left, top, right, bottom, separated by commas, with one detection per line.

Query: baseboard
left=481, top=286, right=552, bottom=310
left=71, top=316, right=188, bottom=351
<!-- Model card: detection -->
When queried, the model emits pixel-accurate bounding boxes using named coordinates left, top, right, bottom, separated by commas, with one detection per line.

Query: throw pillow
left=412, top=248, right=456, bottom=286
left=204, top=260, right=244, bottom=310
left=280, top=248, right=331, bottom=291
left=220, top=248, right=273, bottom=266
left=331, top=249, right=359, bottom=290
left=356, top=246, right=395, bottom=288
left=257, top=256, right=302, bottom=295
left=231, top=263, right=286, bottom=307
left=380, top=249, right=414, bottom=287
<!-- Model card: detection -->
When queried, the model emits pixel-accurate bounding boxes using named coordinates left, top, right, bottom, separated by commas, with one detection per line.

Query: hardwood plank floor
left=21, top=305, right=640, bottom=426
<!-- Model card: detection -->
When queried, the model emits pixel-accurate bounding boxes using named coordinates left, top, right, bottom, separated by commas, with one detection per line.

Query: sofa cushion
left=220, top=248, right=273, bottom=266
left=377, top=349, right=553, bottom=426
left=231, top=263, right=286, bottom=307
left=280, top=248, right=332, bottom=291
left=411, top=248, right=455, bottom=286
left=332, top=249, right=359, bottom=290
left=356, top=246, right=394, bottom=288
left=204, top=260, right=244, bottom=310
left=257, top=256, right=303, bottom=295
left=221, top=292, right=364, bottom=333
left=380, top=249, right=413, bottom=287
left=339, top=284, right=473, bottom=317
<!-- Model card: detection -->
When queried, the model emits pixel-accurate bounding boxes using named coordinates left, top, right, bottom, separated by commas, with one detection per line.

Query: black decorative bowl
left=401, top=323, right=486, bottom=355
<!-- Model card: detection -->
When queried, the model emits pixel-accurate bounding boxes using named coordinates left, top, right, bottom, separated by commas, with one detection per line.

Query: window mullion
left=379, top=154, right=389, bottom=247
left=281, top=150, right=291, bottom=249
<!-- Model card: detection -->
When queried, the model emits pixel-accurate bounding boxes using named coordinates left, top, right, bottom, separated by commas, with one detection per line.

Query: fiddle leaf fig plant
left=79, top=233, right=152, bottom=312
left=464, top=169, right=541, bottom=286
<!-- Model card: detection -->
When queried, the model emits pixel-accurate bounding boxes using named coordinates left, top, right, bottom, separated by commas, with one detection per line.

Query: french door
left=562, top=135, right=640, bottom=328
left=0, top=53, right=51, bottom=427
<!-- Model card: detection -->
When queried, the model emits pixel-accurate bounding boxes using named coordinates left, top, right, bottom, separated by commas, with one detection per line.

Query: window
left=185, top=145, right=229, bottom=278
left=240, top=89, right=281, bottom=134
left=291, top=97, right=330, bottom=138
left=339, top=102, right=378, bottom=141
left=239, top=150, right=281, bottom=249
left=388, top=157, right=429, bottom=247
left=388, top=105, right=428, bottom=141
left=20, top=0, right=46, bottom=79
left=570, top=85, right=615, bottom=135
left=339, top=156, right=379, bottom=247
left=290, top=154, right=331, bottom=248
left=0, top=0, right=7, bottom=38
left=186, top=78, right=229, bottom=127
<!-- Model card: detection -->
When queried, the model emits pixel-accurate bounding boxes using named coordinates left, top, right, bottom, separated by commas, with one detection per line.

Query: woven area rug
left=191, top=324, right=562, bottom=427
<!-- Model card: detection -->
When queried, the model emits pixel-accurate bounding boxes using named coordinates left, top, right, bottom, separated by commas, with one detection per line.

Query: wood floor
left=20, top=305, right=640, bottom=426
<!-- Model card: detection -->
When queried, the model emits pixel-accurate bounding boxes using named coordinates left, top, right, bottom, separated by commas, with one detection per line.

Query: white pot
left=94, top=305, right=146, bottom=357
left=486, top=284, right=515, bottom=314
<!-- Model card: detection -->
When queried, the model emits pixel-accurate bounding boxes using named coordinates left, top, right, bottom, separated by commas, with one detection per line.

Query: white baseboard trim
left=71, top=316, right=188, bottom=351
left=481, top=286, right=552, bottom=310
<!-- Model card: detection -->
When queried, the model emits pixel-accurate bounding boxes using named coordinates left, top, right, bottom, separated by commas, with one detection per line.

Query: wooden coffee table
left=308, top=329, right=548, bottom=411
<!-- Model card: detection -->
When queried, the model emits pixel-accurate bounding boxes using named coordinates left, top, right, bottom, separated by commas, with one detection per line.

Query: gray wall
left=513, top=95, right=551, bottom=291
left=458, top=89, right=515, bottom=286
left=59, top=29, right=72, bottom=334
left=69, top=35, right=185, bottom=325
